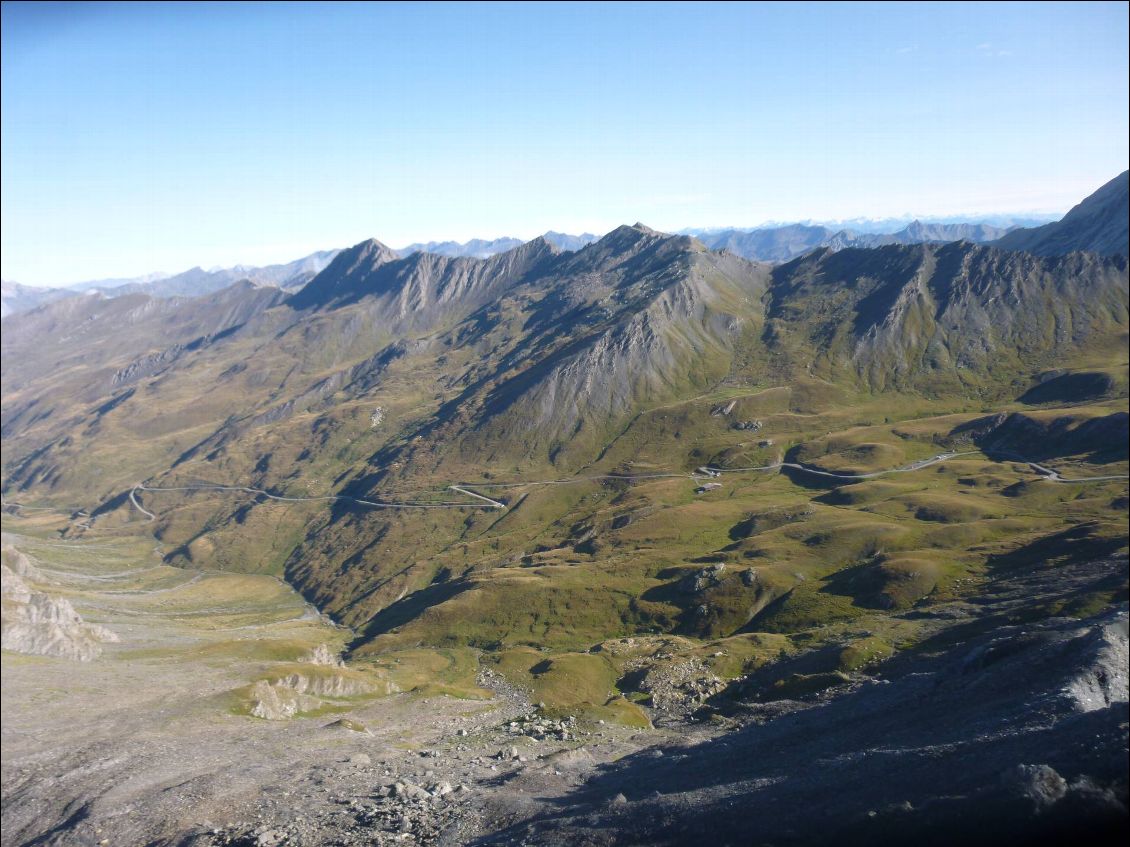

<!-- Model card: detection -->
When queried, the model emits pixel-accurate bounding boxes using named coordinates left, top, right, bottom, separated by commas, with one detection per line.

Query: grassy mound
left=488, top=648, right=650, bottom=726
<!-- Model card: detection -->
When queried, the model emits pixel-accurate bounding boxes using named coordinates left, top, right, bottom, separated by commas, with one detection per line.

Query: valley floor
left=2, top=510, right=1127, bottom=847
left=0, top=521, right=680, bottom=847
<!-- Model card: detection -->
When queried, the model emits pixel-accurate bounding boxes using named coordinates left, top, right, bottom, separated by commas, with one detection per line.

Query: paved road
left=703, top=451, right=1129, bottom=484
left=1025, top=461, right=1130, bottom=484
left=981, top=449, right=1130, bottom=484
left=109, top=448, right=1130, bottom=524
left=128, top=481, right=505, bottom=523
left=728, top=450, right=979, bottom=481
left=128, top=487, right=158, bottom=521
left=671, top=451, right=974, bottom=481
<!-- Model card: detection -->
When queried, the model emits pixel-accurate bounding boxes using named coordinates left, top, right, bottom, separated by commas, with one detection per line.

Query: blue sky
left=2, top=1, right=1127, bottom=286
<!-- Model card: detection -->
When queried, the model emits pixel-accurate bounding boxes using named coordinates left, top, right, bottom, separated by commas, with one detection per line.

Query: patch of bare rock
left=0, top=544, right=118, bottom=661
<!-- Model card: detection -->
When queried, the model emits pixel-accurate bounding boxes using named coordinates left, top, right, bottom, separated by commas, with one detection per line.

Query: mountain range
left=10, top=193, right=1116, bottom=320
left=0, top=281, right=75, bottom=319
left=685, top=220, right=1011, bottom=262
left=1, top=250, right=340, bottom=318
left=2, top=171, right=1127, bottom=846
left=2, top=171, right=1126, bottom=621
left=74, top=249, right=343, bottom=297
left=397, top=231, right=600, bottom=259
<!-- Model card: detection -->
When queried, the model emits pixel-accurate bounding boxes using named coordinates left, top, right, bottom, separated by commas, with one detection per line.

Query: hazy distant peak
left=398, top=232, right=599, bottom=259
left=540, top=231, right=600, bottom=252
left=0, top=280, right=74, bottom=319
left=397, top=236, right=525, bottom=259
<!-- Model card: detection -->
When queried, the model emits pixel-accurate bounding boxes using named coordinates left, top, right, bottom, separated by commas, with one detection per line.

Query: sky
left=2, top=1, right=1128, bottom=287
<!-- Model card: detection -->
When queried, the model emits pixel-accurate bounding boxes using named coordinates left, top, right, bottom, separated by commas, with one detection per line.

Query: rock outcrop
left=300, top=643, right=346, bottom=667
left=271, top=671, right=384, bottom=698
left=1, top=562, right=119, bottom=661
left=246, top=680, right=322, bottom=720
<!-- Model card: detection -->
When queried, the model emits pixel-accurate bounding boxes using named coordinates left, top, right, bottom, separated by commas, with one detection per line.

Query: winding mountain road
left=116, top=449, right=1128, bottom=524
left=127, top=481, right=506, bottom=523
left=705, top=451, right=980, bottom=481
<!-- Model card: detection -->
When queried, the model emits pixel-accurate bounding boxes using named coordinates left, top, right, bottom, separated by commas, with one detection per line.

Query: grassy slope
left=3, top=241, right=1127, bottom=725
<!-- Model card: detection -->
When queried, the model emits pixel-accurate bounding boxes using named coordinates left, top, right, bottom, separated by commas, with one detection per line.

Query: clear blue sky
left=2, top=1, right=1128, bottom=286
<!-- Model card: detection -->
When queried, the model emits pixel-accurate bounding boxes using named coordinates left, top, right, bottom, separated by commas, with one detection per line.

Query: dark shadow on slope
left=92, top=388, right=135, bottom=417
left=987, top=522, right=1127, bottom=572
left=346, top=579, right=472, bottom=651
left=1019, top=371, right=1116, bottom=405
left=481, top=605, right=1129, bottom=847
left=88, top=490, right=131, bottom=519
left=952, top=411, right=1129, bottom=465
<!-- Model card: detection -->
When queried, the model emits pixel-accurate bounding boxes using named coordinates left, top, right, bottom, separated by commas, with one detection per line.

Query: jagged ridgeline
left=1, top=175, right=1127, bottom=653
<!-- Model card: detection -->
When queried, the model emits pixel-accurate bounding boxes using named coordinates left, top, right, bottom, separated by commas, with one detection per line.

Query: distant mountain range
left=397, top=231, right=599, bottom=258
left=1, top=251, right=341, bottom=318
left=4, top=185, right=1124, bottom=320
left=682, top=220, right=1012, bottom=263
left=0, top=281, right=74, bottom=319
left=66, top=249, right=344, bottom=299
left=397, top=236, right=526, bottom=259
left=684, top=212, right=1057, bottom=237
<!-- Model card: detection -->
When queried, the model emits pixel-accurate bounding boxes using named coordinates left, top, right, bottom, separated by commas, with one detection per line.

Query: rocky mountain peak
left=286, top=238, right=400, bottom=310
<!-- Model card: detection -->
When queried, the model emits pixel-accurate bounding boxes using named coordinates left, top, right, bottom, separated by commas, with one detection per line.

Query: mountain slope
left=766, top=242, right=1129, bottom=393
left=994, top=171, right=1129, bottom=257
left=1, top=282, right=291, bottom=496
left=1, top=184, right=1127, bottom=710
left=465, top=227, right=770, bottom=454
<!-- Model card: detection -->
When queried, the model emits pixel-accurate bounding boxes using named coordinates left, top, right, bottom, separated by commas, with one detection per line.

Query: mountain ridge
left=993, top=170, right=1129, bottom=257
left=1, top=176, right=1126, bottom=671
left=0, top=211, right=1072, bottom=320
